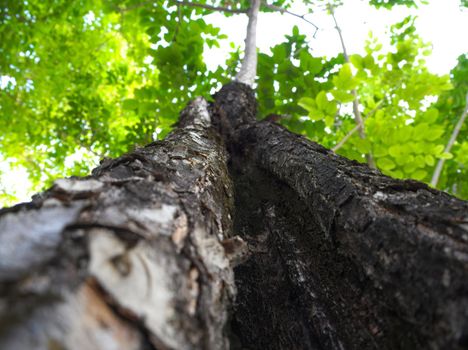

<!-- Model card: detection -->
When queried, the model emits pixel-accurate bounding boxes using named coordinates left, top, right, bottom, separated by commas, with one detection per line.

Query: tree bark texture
left=1, top=83, right=468, bottom=350
left=0, top=98, right=238, bottom=350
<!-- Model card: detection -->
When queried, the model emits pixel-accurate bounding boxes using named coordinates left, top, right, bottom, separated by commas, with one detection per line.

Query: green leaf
left=316, top=91, right=329, bottom=111
left=333, top=63, right=357, bottom=90
left=271, top=44, right=287, bottom=61
left=413, top=123, right=429, bottom=141
left=395, top=154, right=407, bottom=166
left=415, top=155, right=426, bottom=168
left=404, top=163, right=417, bottom=174
left=425, top=155, right=435, bottom=166
left=292, top=25, right=299, bottom=37
left=350, top=54, right=363, bottom=69
left=426, top=127, right=444, bottom=141
left=433, top=144, right=445, bottom=155
left=403, top=154, right=415, bottom=165
left=300, top=51, right=323, bottom=74
left=363, top=55, right=376, bottom=69
left=374, top=144, right=388, bottom=157
left=331, top=90, right=354, bottom=103
left=123, top=99, right=139, bottom=110
left=325, top=101, right=338, bottom=115
left=440, top=152, right=453, bottom=160
left=410, top=142, right=425, bottom=154
left=412, top=169, right=428, bottom=181
left=374, top=109, right=385, bottom=121
left=365, top=96, right=376, bottom=109
left=298, top=97, right=316, bottom=112
left=325, top=115, right=335, bottom=128
left=388, top=145, right=401, bottom=158
left=354, top=138, right=371, bottom=153
left=423, top=108, right=439, bottom=123
left=389, top=169, right=404, bottom=179
left=396, top=128, right=412, bottom=142
left=309, top=110, right=326, bottom=121
left=377, top=157, right=396, bottom=171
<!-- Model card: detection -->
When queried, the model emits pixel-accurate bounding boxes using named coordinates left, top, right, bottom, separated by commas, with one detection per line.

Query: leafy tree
left=1, top=1, right=468, bottom=349
left=299, top=16, right=454, bottom=182
left=0, top=0, right=467, bottom=205
left=431, top=54, right=468, bottom=197
left=0, top=0, right=232, bottom=200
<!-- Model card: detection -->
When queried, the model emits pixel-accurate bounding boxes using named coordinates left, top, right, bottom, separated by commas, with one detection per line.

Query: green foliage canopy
left=0, top=0, right=467, bottom=204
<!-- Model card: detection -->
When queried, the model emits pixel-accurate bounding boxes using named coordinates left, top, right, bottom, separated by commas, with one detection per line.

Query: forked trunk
left=1, top=83, right=467, bottom=350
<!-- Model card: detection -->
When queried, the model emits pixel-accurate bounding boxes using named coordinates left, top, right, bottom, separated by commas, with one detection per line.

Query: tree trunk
left=0, top=97, right=238, bottom=350
left=1, top=83, right=468, bottom=350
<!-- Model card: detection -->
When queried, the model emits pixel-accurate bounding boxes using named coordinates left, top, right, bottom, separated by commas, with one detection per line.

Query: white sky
left=1, top=0, right=467, bottom=205
left=205, top=0, right=468, bottom=75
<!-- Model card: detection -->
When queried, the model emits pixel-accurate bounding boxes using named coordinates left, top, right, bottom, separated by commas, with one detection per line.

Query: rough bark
left=0, top=98, right=240, bottom=350
left=1, top=82, right=468, bottom=350
left=214, top=83, right=468, bottom=349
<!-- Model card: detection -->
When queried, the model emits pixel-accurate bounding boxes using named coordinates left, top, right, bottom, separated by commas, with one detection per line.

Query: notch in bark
left=212, top=82, right=257, bottom=135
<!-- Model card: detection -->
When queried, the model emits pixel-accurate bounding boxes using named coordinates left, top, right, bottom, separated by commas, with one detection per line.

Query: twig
left=235, top=0, right=261, bottom=86
left=261, top=1, right=319, bottom=37
left=430, top=92, right=468, bottom=187
left=332, top=101, right=382, bottom=152
left=328, top=3, right=375, bottom=168
left=332, top=122, right=361, bottom=153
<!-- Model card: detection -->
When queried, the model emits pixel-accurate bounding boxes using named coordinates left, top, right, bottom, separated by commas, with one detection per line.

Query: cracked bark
left=0, top=97, right=237, bottom=350
left=1, top=83, right=468, bottom=350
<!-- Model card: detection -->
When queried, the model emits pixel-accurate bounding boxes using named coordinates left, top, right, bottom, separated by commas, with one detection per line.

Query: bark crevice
left=222, top=84, right=468, bottom=349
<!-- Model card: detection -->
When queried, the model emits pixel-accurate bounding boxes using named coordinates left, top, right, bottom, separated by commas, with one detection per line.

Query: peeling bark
left=1, top=83, right=468, bottom=350
left=0, top=97, right=237, bottom=350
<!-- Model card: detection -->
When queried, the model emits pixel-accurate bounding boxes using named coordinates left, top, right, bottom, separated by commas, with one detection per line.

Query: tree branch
left=332, top=101, right=382, bottom=152
left=332, top=123, right=360, bottom=152
left=261, top=1, right=319, bottom=37
left=235, top=0, right=261, bottom=87
left=430, top=92, right=468, bottom=188
left=328, top=3, right=376, bottom=168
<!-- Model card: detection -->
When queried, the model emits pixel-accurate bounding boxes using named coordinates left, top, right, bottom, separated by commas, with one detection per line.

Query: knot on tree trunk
left=212, top=82, right=257, bottom=134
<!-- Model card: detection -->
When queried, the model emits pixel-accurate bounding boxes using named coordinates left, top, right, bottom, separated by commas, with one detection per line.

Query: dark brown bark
left=1, top=82, right=468, bottom=350
left=214, top=83, right=468, bottom=349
